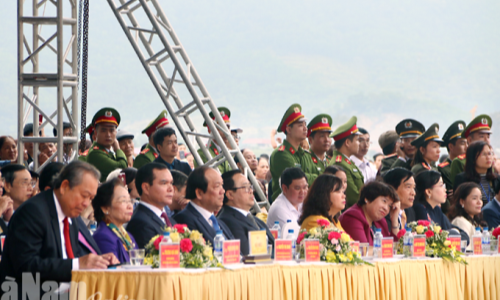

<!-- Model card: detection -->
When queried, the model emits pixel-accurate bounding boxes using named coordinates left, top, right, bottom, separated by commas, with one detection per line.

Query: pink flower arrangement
left=153, top=236, right=163, bottom=250
left=417, top=220, right=430, bottom=227
left=180, top=238, right=193, bottom=253
left=174, top=224, right=188, bottom=234
left=492, top=227, right=500, bottom=239
left=328, top=231, right=341, bottom=240
left=397, top=229, right=406, bottom=240
left=425, top=230, right=435, bottom=238
left=317, top=219, right=331, bottom=227
left=296, top=232, right=307, bottom=245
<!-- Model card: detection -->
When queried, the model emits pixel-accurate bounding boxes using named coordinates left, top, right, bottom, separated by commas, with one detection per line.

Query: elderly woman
left=0, top=136, right=18, bottom=163
left=92, top=178, right=137, bottom=263
left=339, top=181, right=400, bottom=245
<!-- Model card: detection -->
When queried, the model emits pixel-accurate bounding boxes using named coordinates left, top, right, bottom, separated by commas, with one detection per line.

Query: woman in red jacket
left=339, top=181, right=400, bottom=245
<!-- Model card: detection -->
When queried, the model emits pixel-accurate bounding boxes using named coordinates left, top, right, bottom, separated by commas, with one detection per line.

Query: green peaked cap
left=411, top=123, right=443, bottom=147
left=462, top=114, right=492, bottom=138
left=307, top=114, right=332, bottom=137
left=92, top=107, right=120, bottom=127
left=277, top=103, right=305, bottom=133
left=329, top=116, right=361, bottom=141
left=203, top=107, right=231, bottom=127
left=441, top=120, right=466, bottom=146
left=142, top=110, right=170, bottom=137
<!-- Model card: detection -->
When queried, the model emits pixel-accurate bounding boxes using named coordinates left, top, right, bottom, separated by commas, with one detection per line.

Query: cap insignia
left=220, top=111, right=225, bottom=117
left=458, top=123, right=464, bottom=130
left=481, top=118, right=488, bottom=125
left=294, top=107, right=300, bottom=113
left=321, top=117, right=328, bottom=124
left=405, top=121, right=412, bottom=128
left=105, top=111, right=112, bottom=117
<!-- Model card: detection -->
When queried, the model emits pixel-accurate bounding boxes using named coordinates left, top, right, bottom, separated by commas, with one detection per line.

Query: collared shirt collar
left=495, top=197, right=500, bottom=207
left=279, top=193, right=302, bottom=213
left=190, top=201, right=213, bottom=223
left=53, top=191, right=71, bottom=225
left=350, top=155, right=369, bottom=167
left=230, top=206, right=250, bottom=217
left=140, top=201, right=165, bottom=220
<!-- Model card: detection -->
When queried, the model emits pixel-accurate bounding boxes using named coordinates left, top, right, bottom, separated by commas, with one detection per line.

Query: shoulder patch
left=213, top=148, right=219, bottom=155
left=278, top=145, right=285, bottom=151
left=81, top=149, right=89, bottom=156
left=312, top=157, right=318, bottom=164
left=457, top=154, right=466, bottom=160
left=153, top=153, right=158, bottom=158
left=385, top=153, right=397, bottom=158
left=335, top=155, right=342, bottom=163
left=438, top=161, right=449, bottom=168
left=422, top=162, right=431, bottom=170
left=93, top=146, right=99, bottom=150
left=140, top=148, right=150, bottom=155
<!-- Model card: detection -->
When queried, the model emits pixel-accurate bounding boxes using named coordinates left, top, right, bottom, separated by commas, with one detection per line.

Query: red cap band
left=332, top=124, right=359, bottom=141
left=281, top=111, right=304, bottom=132
left=145, top=117, right=169, bottom=137
left=94, top=116, right=118, bottom=127
left=464, top=123, right=490, bottom=138
left=307, top=122, right=331, bottom=137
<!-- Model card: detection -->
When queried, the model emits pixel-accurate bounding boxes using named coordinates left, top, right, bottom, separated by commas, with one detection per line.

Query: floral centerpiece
left=396, top=220, right=466, bottom=264
left=144, top=224, right=220, bottom=268
left=296, top=219, right=371, bottom=265
left=490, top=226, right=500, bottom=240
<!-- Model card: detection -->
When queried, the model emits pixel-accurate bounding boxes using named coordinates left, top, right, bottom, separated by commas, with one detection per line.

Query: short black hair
left=234, top=149, right=245, bottom=164
left=446, top=138, right=458, bottom=152
left=324, top=165, right=345, bottom=176
left=135, top=162, right=168, bottom=196
left=1, top=164, right=27, bottom=186
left=171, top=169, right=188, bottom=190
left=152, top=127, right=176, bottom=150
left=258, top=154, right=269, bottom=162
left=382, top=167, right=414, bottom=190
left=382, top=141, right=396, bottom=156
left=222, top=169, right=242, bottom=204
left=39, top=162, right=65, bottom=191
left=280, top=167, right=306, bottom=190
left=373, top=153, right=383, bottom=161
left=122, top=167, right=137, bottom=185
left=334, top=135, right=355, bottom=150
left=185, top=166, right=210, bottom=200
left=357, top=180, right=399, bottom=206
left=53, top=122, right=71, bottom=137
left=358, top=127, right=368, bottom=135
left=0, top=136, right=15, bottom=153
left=92, top=178, right=124, bottom=223
left=23, top=123, right=41, bottom=136
left=53, top=161, right=100, bottom=189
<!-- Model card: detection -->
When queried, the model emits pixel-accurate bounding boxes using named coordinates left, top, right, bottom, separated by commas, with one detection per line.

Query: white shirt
left=266, top=193, right=302, bottom=229
left=231, top=206, right=250, bottom=217
left=140, top=201, right=167, bottom=224
left=451, top=216, right=475, bottom=251
left=190, top=201, right=216, bottom=227
left=350, top=155, right=378, bottom=183
left=53, top=192, right=79, bottom=270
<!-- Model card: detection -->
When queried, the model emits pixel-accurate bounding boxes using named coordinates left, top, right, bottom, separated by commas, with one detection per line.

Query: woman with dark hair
left=92, top=178, right=137, bottom=263
left=413, top=170, right=452, bottom=229
left=410, top=123, right=443, bottom=176
left=298, top=174, right=345, bottom=231
left=382, top=168, right=417, bottom=230
left=454, top=141, right=496, bottom=206
left=0, top=136, right=18, bottom=163
left=339, top=181, right=400, bottom=245
left=449, top=182, right=486, bottom=250
left=324, top=165, right=347, bottom=191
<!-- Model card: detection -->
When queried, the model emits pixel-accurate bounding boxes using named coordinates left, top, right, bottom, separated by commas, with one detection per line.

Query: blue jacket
left=93, top=221, right=137, bottom=264
left=482, top=198, right=500, bottom=229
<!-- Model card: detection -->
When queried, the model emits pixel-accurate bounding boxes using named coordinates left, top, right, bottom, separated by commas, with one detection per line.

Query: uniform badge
left=82, top=149, right=89, bottom=156
left=405, top=121, right=412, bottom=128
left=278, top=145, right=285, bottom=151
left=220, top=111, right=225, bottom=117
left=353, top=168, right=357, bottom=172
left=458, top=154, right=466, bottom=160
left=213, top=148, right=219, bottom=155
left=321, top=117, right=328, bottom=124
left=422, top=162, right=430, bottom=170
left=481, top=118, right=488, bottom=125
left=93, top=146, right=99, bottom=150
left=345, top=158, right=351, bottom=165
left=105, top=111, right=112, bottom=117
left=153, top=153, right=158, bottom=158
left=140, top=148, right=150, bottom=155
left=458, top=123, right=464, bottom=130
left=289, top=147, right=295, bottom=154
left=312, top=157, right=318, bottom=164
left=294, top=107, right=300, bottom=113
left=438, top=161, right=449, bottom=168
left=335, top=155, right=342, bottom=163
left=435, top=127, right=439, bottom=134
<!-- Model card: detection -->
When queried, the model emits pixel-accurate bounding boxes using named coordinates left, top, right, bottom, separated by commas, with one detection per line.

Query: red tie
left=161, top=212, right=172, bottom=227
left=63, top=217, right=74, bottom=259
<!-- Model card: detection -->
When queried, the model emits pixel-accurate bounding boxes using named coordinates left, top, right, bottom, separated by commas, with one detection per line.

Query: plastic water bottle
left=89, top=222, right=97, bottom=235
left=271, top=221, right=282, bottom=239
left=286, top=229, right=296, bottom=258
left=403, top=226, right=413, bottom=258
left=214, top=230, right=225, bottom=262
left=482, top=227, right=490, bottom=255
left=161, top=231, right=172, bottom=244
left=282, top=219, right=292, bottom=238
left=373, top=228, right=383, bottom=258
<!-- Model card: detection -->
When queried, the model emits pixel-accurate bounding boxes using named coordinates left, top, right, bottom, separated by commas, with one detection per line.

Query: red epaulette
left=153, top=153, right=158, bottom=158
left=278, top=145, right=285, bottom=151
left=312, top=157, right=318, bottom=164
left=289, top=147, right=295, bottom=154
left=422, top=162, right=431, bottom=170
left=213, top=148, right=219, bottom=155
left=457, top=154, right=466, bottom=160
left=81, top=149, right=89, bottom=156
left=438, top=161, right=449, bottom=168
left=140, top=148, right=150, bottom=155
left=335, top=155, right=342, bottom=163
left=93, top=146, right=99, bottom=150
left=385, top=153, right=397, bottom=158
left=344, top=158, right=351, bottom=165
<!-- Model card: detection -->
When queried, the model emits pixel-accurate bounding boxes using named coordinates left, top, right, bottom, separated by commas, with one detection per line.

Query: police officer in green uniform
left=270, top=104, right=318, bottom=201
left=391, top=119, right=426, bottom=170
left=133, top=110, right=170, bottom=169
left=409, top=123, right=443, bottom=176
left=439, top=120, right=466, bottom=213
left=193, top=107, right=231, bottom=174
left=78, top=124, right=95, bottom=162
left=378, top=130, right=400, bottom=174
left=86, top=108, right=128, bottom=182
left=450, top=114, right=493, bottom=187
left=327, top=116, right=364, bottom=208
left=307, top=114, right=333, bottom=174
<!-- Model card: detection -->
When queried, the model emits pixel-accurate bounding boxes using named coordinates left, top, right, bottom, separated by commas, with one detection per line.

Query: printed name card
left=350, top=241, right=360, bottom=254
left=412, top=235, right=426, bottom=258
left=248, top=230, right=268, bottom=255
left=270, top=229, right=279, bottom=240
left=304, top=239, right=320, bottom=262
left=447, top=235, right=461, bottom=252
left=274, top=240, right=293, bottom=261
left=381, top=238, right=393, bottom=259
left=222, top=240, right=241, bottom=264
left=473, top=237, right=482, bottom=255
left=159, top=243, right=180, bottom=268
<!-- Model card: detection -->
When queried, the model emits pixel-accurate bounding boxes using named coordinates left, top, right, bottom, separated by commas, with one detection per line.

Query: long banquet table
left=70, top=255, right=500, bottom=300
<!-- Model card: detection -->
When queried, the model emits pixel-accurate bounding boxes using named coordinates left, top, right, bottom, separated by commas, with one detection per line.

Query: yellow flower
left=190, top=230, right=202, bottom=241
left=170, top=232, right=180, bottom=243
left=326, top=250, right=336, bottom=262
left=431, top=243, right=436, bottom=248
left=444, top=240, right=451, bottom=247
left=203, top=246, right=213, bottom=259
left=309, top=228, right=317, bottom=235
left=338, top=254, right=347, bottom=262
left=434, top=226, right=441, bottom=233
left=165, top=227, right=172, bottom=232
left=416, top=225, right=424, bottom=234
left=346, top=252, right=354, bottom=261
left=341, top=233, right=351, bottom=243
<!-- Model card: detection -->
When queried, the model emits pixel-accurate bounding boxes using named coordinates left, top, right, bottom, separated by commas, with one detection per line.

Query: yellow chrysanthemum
left=309, top=228, right=317, bottom=235
left=444, top=240, right=451, bottom=247
left=326, top=250, right=336, bottom=262
left=203, top=246, right=213, bottom=259
left=170, top=232, right=180, bottom=243
left=346, top=252, right=354, bottom=261
left=416, top=225, right=424, bottom=234
left=190, top=230, right=202, bottom=241
left=434, top=226, right=441, bottom=233
left=341, top=233, right=351, bottom=243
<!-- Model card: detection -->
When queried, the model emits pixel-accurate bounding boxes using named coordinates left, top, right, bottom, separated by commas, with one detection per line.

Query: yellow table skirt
left=70, top=256, right=500, bottom=300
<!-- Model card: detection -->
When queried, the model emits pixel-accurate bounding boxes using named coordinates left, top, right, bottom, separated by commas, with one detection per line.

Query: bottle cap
left=476, top=227, right=481, bottom=231
left=275, top=221, right=279, bottom=225
left=484, top=227, right=488, bottom=231
left=288, top=229, right=294, bottom=234
left=216, top=230, right=223, bottom=235
left=287, top=219, right=292, bottom=223
left=376, top=228, right=381, bottom=233
left=163, top=231, right=170, bottom=236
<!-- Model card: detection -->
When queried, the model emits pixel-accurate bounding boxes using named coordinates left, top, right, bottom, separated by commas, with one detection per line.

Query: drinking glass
left=129, top=249, right=145, bottom=266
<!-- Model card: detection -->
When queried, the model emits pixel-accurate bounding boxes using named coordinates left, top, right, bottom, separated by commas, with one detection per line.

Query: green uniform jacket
left=450, top=154, right=466, bottom=188
left=77, top=147, right=93, bottom=162
left=391, top=157, right=412, bottom=170
left=410, top=162, right=437, bottom=177
left=194, top=142, right=230, bottom=174
left=133, top=144, right=158, bottom=169
left=438, top=158, right=452, bottom=214
left=328, top=150, right=364, bottom=208
left=87, top=143, right=128, bottom=182
left=380, top=154, right=397, bottom=174
left=270, top=140, right=318, bottom=201
left=308, top=151, right=329, bottom=175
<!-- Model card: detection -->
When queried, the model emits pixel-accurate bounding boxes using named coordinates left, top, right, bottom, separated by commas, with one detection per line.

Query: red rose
left=296, top=232, right=307, bottom=245
left=417, top=220, right=430, bottom=227
left=328, top=231, right=342, bottom=240
left=180, top=238, right=193, bottom=253
left=397, top=229, right=406, bottom=240
left=425, top=230, right=434, bottom=238
left=317, top=219, right=330, bottom=227
left=174, top=224, right=188, bottom=234
left=153, top=236, right=163, bottom=250
left=492, top=227, right=500, bottom=239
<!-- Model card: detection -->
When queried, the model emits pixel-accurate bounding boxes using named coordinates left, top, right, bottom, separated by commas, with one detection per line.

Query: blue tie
left=209, top=215, right=220, bottom=232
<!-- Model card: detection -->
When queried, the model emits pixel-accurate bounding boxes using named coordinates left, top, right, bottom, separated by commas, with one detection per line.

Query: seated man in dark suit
left=0, top=161, right=118, bottom=294
left=218, top=170, right=274, bottom=255
left=152, top=127, right=192, bottom=176
left=127, top=163, right=177, bottom=249
left=174, top=166, right=234, bottom=247
left=482, top=177, right=500, bottom=229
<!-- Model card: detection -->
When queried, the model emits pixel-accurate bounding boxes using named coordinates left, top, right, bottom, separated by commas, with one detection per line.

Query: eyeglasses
left=16, top=179, right=36, bottom=189
left=232, top=185, right=254, bottom=193
left=114, top=199, right=134, bottom=206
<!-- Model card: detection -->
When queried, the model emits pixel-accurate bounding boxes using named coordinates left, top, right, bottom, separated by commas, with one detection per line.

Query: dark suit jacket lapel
left=76, top=217, right=101, bottom=255
left=47, top=192, right=63, bottom=258
left=187, top=203, right=215, bottom=238
left=139, top=204, right=166, bottom=230
left=226, top=206, right=259, bottom=230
